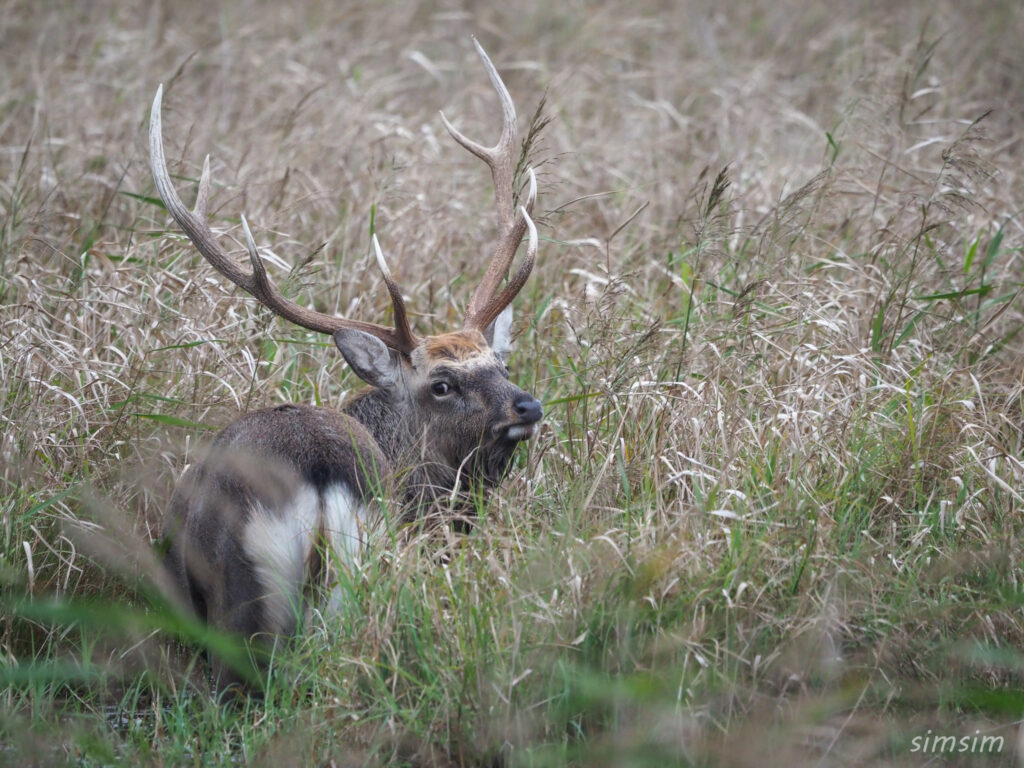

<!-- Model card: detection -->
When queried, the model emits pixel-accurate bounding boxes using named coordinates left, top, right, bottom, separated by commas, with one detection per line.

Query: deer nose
left=514, top=394, right=543, bottom=424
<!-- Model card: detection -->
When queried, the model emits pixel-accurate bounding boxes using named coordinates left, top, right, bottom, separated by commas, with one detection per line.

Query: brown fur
left=416, top=330, right=493, bottom=365
left=163, top=331, right=542, bottom=687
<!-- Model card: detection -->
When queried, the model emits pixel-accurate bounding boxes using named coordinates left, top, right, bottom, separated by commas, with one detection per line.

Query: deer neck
left=341, top=387, right=499, bottom=517
left=342, top=387, right=409, bottom=462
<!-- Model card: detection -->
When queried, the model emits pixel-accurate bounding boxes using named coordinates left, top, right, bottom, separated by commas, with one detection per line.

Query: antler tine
left=439, top=36, right=517, bottom=233
left=465, top=165, right=537, bottom=331
left=372, top=234, right=418, bottom=352
left=149, top=85, right=418, bottom=354
left=150, top=86, right=250, bottom=290
left=194, top=154, right=211, bottom=221
left=440, top=39, right=539, bottom=332
left=473, top=204, right=538, bottom=333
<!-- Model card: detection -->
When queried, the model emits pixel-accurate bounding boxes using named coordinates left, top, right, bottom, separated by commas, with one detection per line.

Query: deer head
left=149, top=39, right=543, bottom=513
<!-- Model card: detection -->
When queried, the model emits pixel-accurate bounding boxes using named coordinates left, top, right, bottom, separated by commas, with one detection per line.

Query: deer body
left=164, top=405, right=384, bottom=639
left=163, top=328, right=540, bottom=640
left=150, top=41, right=543, bottom=660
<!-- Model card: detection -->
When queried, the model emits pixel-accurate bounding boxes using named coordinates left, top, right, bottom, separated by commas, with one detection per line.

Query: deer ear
left=333, top=329, right=401, bottom=390
left=484, top=305, right=514, bottom=361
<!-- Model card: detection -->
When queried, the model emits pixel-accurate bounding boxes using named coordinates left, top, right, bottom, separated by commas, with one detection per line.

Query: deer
left=148, top=40, right=543, bottom=682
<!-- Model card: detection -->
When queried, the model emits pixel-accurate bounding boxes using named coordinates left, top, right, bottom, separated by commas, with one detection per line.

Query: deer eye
left=431, top=381, right=453, bottom=397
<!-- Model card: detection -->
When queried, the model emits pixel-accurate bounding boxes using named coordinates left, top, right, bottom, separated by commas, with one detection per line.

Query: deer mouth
left=502, top=422, right=538, bottom=441
left=493, top=418, right=541, bottom=443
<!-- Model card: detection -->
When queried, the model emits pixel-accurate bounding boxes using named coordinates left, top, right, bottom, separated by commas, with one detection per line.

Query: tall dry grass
left=2, top=0, right=1023, bottom=765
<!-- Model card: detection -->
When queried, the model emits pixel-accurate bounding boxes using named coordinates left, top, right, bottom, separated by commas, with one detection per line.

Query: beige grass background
left=2, top=0, right=1024, bottom=765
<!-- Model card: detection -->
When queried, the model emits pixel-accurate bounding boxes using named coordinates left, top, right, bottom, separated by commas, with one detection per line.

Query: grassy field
left=3, top=0, right=1024, bottom=765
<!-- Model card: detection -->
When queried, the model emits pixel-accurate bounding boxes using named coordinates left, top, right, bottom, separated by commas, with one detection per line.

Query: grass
left=2, top=0, right=1024, bottom=765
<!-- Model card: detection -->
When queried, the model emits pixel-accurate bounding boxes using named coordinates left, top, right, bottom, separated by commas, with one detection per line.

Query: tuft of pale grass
left=3, top=0, right=1024, bottom=765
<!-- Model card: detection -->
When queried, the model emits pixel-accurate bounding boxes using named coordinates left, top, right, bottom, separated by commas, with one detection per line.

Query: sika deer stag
left=150, top=41, right=542, bottom=670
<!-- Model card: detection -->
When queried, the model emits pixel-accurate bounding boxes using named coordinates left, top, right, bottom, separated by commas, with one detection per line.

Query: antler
left=441, top=38, right=538, bottom=333
left=148, top=85, right=419, bottom=355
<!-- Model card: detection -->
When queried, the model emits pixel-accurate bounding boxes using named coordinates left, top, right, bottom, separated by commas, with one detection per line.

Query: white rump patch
left=244, top=483, right=375, bottom=628
left=321, top=484, right=369, bottom=563
left=321, top=484, right=374, bottom=616
left=243, top=484, right=319, bottom=634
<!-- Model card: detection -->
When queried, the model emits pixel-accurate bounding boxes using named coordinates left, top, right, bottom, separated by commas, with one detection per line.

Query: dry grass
left=2, top=0, right=1024, bottom=765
